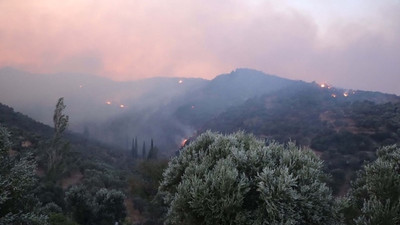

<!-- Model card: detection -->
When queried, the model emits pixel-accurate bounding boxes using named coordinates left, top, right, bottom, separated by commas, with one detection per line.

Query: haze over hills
left=1, top=67, right=400, bottom=159
left=0, top=68, right=299, bottom=153
left=0, top=67, right=207, bottom=150
left=2, top=67, right=400, bottom=195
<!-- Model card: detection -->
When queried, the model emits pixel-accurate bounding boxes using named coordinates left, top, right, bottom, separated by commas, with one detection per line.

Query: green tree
left=65, top=185, right=127, bottom=225
left=93, top=188, right=126, bottom=225
left=147, top=138, right=158, bottom=160
left=131, top=137, right=138, bottom=159
left=65, top=185, right=93, bottom=225
left=46, top=97, right=70, bottom=179
left=342, top=145, right=400, bottom=224
left=0, top=125, right=47, bottom=224
left=159, top=131, right=338, bottom=225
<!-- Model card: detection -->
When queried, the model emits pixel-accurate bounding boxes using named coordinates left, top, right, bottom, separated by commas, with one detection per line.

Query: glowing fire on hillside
left=181, top=139, right=188, bottom=147
left=106, top=101, right=112, bottom=105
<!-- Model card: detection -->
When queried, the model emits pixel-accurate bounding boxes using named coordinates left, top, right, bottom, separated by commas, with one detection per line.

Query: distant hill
left=201, top=82, right=400, bottom=194
left=0, top=101, right=127, bottom=168
left=173, top=68, right=301, bottom=126
left=2, top=67, right=400, bottom=167
left=0, top=67, right=207, bottom=153
left=0, top=102, right=53, bottom=138
left=0, top=67, right=207, bottom=129
left=101, top=68, right=301, bottom=153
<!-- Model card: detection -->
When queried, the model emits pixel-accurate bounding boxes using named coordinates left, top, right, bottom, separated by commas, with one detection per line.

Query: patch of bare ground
left=61, top=171, right=83, bottom=189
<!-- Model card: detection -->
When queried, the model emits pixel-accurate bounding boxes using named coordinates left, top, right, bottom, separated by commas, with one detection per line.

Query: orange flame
left=181, top=139, right=188, bottom=147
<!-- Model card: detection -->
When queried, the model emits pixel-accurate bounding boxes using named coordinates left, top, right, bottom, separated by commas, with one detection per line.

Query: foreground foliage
left=0, top=125, right=47, bottom=224
left=1, top=99, right=130, bottom=225
left=343, top=145, right=400, bottom=224
left=159, top=131, right=339, bottom=225
left=65, top=185, right=126, bottom=225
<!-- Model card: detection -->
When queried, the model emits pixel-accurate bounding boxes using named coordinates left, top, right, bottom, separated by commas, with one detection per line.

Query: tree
left=158, top=131, right=338, bottom=225
left=65, top=185, right=126, bottom=225
left=93, top=188, right=126, bottom=225
left=131, top=137, right=138, bottom=159
left=0, top=125, right=47, bottom=224
left=342, top=145, right=400, bottom=224
left=65, top=185, right=93, bottom=225
left=46, top=97, right=70, bottom=179
left=147, top=138, right=158, bottom=160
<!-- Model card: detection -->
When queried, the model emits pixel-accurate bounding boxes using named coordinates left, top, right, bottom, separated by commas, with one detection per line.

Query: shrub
left=158, top=131, right=338, bottom=225
left=343, top=145, right=400, bottom=224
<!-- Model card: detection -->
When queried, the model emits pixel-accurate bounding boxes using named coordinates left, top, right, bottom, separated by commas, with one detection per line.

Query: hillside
left=0, top=101, right=125, bottom=161
left=100, top=68, right=301, bottom=153
left=173, top=68, right=301, bottom=127
left=0, top=67, right=207, bottom=131
left=0, top=100, right=127, bottom=197
left=3, top=67, right=399, bottom=163
left=0, top=100, right=171, bottom=224
left=2, top=67, right=400, bottom=222
left=202, top=82, right=400, bottom=194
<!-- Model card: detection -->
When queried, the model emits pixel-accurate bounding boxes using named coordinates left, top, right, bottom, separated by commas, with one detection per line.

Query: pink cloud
left=0, top=0, right=399, bottom=93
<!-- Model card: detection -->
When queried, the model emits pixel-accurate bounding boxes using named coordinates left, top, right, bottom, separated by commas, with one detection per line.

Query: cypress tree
left=135, top=137, right=138, bottom=156
left=131, top=137, right=138, bottom=158
left=148, top=138, right=158, bottom=160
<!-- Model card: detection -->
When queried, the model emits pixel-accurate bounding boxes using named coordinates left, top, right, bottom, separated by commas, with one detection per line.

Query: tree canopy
left=0, top=125, right=47, bottom=224
left=158, top=131, right=338, bottom=225
left=343, top=145, right=400, bottom=224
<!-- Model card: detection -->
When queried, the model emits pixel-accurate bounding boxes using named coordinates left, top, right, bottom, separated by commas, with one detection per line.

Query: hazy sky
left=0, top=0, right=399, bottom=94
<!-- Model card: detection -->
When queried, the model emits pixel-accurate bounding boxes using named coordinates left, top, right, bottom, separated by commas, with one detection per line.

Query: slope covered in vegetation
left=203, top=83, right=400, bottom=194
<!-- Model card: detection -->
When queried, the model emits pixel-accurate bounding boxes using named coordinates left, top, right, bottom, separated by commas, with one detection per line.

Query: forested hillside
left=2, top=68, right=400, bottom=223
left=0, top=101, right=167, bottom=224
left=202, top=82, right=400, bottom=194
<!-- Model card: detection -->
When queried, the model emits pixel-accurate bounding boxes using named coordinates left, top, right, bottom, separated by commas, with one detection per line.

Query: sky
left=0, top=0, right=399, bottom=94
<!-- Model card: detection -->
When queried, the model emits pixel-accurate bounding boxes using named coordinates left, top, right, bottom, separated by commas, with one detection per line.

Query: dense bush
left=65, top=184, right=126, bottom=225
left=342, top=145, right=400, bottom=224
left=158, top=131, right=338, bottom=225
left=0, top=125, right=47, bottom=224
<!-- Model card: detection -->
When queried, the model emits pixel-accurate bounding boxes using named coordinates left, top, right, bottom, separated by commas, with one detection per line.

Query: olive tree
left=158, top=131, right=339, bottom=225
left=0, top=125, right=47, bottom=224
left=343, top=145, right=400, bottom=225
left=65, top=185, right=126, bottom=225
